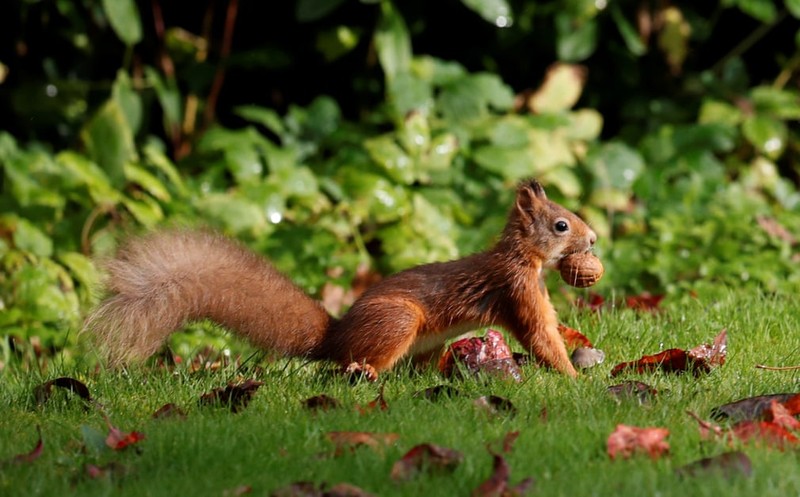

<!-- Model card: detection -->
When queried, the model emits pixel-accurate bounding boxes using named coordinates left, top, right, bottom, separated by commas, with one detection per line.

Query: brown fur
left=84, top=180, right=596, bottom=377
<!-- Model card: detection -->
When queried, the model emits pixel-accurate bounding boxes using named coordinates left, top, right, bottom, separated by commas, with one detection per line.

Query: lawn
left=1, top=290, right=799, bottom=496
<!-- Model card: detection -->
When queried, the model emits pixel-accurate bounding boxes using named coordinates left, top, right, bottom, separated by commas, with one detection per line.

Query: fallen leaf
left=575, top=292, right=605, bottom=311
left=686, top=329, right=727, bottom=368
left=390, top=443, right=463, bottom=481
left=501, top=431, right=520, bottom=454
left=438, top=330, right=522, bottom=382
left=85, top=462, right=126, bottom=479
left=413, top=385, right=463, bottom=401
left=729, top=420, right=798, bottom=449
left=103, top=415, right=145, bottom=451
left=199, top=379, right=264, bottom=413
left=711, top=393, right=798, bottom=421
left=474, top=395, right=517, bottom=418
left=269, top=481, right=376, bottom=497
left=557, top=324, right=593, bottom=349
left=763, top=400, right=800, bottom=431
left=608, top=381, right=658, bottom=403
left=676, top=451, right=752, bottom=479
left=152, top=403, right=187, bottom=420
left=223, top=485, right=253, bottom=496
left=303, top=394, right=341, bottom=412
left=757, top=215, right=797, bottom=245
left=607, top=424, right=670, bottom=460
left=686, top=411, right=724, bottom=439
left=625, top=293, right=664, bottom=311
left=357, top=385, right=388, bottom=414
left=610, top=329, right=726, bottom=377
left=472, top=453, right=509, bottom=497
left=33, top=377, right=92, bottom=406
left=5, top=426, right=43, bottom=465
left=326, top=431, right=399, bottom=456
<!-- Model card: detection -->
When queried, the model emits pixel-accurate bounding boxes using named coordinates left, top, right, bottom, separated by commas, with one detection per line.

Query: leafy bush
left=1, top=0, right=799, bottom=350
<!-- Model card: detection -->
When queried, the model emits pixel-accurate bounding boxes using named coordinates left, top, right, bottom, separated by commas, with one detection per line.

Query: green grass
left=1, top=290, right=800, bottom=496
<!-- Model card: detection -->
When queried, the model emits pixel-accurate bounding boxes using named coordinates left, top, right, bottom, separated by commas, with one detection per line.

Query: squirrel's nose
left=588, top=231, right=597, bottom=247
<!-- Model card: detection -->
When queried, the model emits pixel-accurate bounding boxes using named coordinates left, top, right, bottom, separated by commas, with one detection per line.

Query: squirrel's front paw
left=343, top=362, right=379, bottom=382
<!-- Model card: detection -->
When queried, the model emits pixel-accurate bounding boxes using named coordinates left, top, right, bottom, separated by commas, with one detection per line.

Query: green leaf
left=364, top=135, right=415, bottom=184
left=101, top=0, right=142, bottom=45
left=145, top=67, right=182, bottom=133
left=375, top=0, right=412, bottom=82
left=610, top=4, right=646, bottom=56
left=387, top=72, right=434, bottom=118
left=143, top=142, right=188, bottom=197
left=698, top=99, right=743, bottom=126
left=399, top=111, right=431, bottom=157
left=735, top=0, right=777, bottom=22
left=438, top=73, right=513, bottom=122
left=80, top=99, right=137, bottom=187
left=194, top=193, right=267, bottom=235
left=58, top=252, right=100, bottom=303
left=13, top=218, right=53, bottom=257
left=460, top=0, right=513, bottom=26
left=305, top=96, right=342, bottom=139
left=742, top=115, right=787, bottom=159
left=112, top=71, right=142, bottom=134
left=529, top=64, right=586, bottom=113
left=556, top=13, right=597, bottom=62
left=473, top=145, right=536, bottom=181
left=235, top=106, right=286, bottom=136
left=749, top=86, right=800, bottom=119
left=122, top=195, right=164, bottom=227
left=588, top=141, right=645, bottom=190
left=3, top=151, right=66, bottom=209
left=339, top=168, right=411, bottom=223
left=124, top=163, right=171, bottom=202
left=787, top=0, right=800, bottom=18
left=315, top=26, right=362, bottom=61
left=56, top=151, right=121, bottom=205
left=565, top=109, right=603, bottom=141
left=296, top=0, right=347, bottom=22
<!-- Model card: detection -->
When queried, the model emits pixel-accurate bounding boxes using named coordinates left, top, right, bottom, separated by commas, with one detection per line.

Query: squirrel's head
left=506, top=179, right=597, bottom=269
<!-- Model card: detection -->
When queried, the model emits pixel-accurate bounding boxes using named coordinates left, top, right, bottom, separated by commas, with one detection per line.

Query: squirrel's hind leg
left=331, top=297, right=427, bottom=374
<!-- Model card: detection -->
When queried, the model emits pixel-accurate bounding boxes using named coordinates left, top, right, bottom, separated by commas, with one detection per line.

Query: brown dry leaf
left=199, top=379, right=264, bottom=413
left=474, top=395, right=517, bottom=418
left=303, top=394, right=342, bottom=412
left=413, top=385, right=463, bottom=401
left=390, top=443, right=463, bottom=481
left=356, top=385, right=388, bottom=414
left=269, top=481, right=376, bottom=497
left=686, top=329, right=727, bottom=368
left=675, top=451, right=752, bottom=479
left=33, top=377, right=92, bottom=406
left=326, top=431, right=399, bottom=456
left=607, top=424, right=670, bottom=460
left=711, top=393, right=798, bottom=421
left=608, top=381, right=658, bottom=404
left=438, top=330, right=522, bottom=382
left=152, top=403, right=187, bottom=420
left=686, top=411, right=725, bottom=439
left=223, top=485, right=253, bottom=497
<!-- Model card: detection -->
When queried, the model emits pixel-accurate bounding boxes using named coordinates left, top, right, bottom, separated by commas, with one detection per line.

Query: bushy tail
left=83, top=230, right=331, bottom=365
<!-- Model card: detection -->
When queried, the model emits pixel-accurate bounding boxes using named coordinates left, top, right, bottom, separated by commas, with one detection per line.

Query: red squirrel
left=85, top=179, right=597, bottom=378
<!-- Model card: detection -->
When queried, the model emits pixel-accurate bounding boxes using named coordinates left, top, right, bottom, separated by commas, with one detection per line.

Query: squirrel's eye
left=554, top=220, right=569, bottom=233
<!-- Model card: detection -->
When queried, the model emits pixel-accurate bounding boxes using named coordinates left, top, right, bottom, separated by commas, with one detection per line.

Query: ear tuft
left=515, top=179, right=547, bottom=217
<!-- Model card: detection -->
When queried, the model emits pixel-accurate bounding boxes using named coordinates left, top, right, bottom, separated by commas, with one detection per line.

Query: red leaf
left=686, top=411, right=725, bottom=439
left=607, top=424, right=670, bottom=460
left=625, top=293, right=664, bottom=311
left=729, top=421, right=798, bottom=449
left=390, top=443, right=463, bottom=481
left=356, top=385, right=388, bottom=414
left=103, top=415, right=145, bottom=451
left=610, top=349, right=689, bottom=377
left=472, top=453, right=510, bottom=497
left=575, top=292, right=605, bottom=311
left=8, top=426, right=43, bottom=464
left=610, top=330, right=727, bottom=377
left=711, top=393, right=798, bottom=421
left=557, top=324, right=593, bottom=349
left=763, top=400, right=800, bottom=431
left=438, top=330, right=522, bottom=382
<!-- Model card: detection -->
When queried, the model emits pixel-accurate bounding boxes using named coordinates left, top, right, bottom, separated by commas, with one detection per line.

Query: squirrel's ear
left=515, top=179, right=547, bottom=216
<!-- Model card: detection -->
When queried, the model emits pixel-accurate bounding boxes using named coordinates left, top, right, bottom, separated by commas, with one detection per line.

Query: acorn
left=559, top=253, right=604, bottom=288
